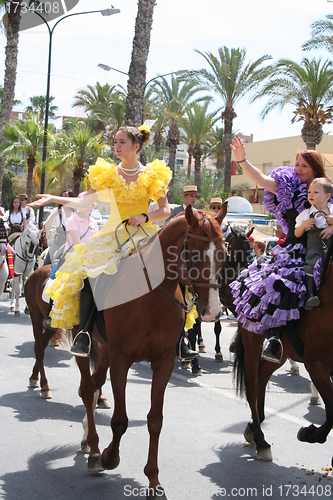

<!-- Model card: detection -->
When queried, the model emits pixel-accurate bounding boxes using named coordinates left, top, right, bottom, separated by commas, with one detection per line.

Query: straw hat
left=19, top=193, right=28, bottom=200
left=205, top=197, right=223, bottom=209
left=179, top=185, right=201, bottom=196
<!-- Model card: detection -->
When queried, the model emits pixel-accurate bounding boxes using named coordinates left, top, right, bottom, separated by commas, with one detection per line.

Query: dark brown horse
left=75, top=204, right=227, bottom=498
left=234, top=237, right=333, bottom=463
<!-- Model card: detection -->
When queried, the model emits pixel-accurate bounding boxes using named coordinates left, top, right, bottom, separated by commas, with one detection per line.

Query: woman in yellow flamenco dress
left=31, top=125, right=198, bottom=358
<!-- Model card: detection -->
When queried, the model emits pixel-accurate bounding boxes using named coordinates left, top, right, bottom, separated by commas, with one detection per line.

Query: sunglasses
left=210, top=205, right=221, bottom=210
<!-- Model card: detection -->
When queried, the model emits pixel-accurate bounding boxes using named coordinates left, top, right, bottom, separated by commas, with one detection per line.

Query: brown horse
left=75, top=204, right=227, bottom=498
left=234, top=237, right=333, bottom=463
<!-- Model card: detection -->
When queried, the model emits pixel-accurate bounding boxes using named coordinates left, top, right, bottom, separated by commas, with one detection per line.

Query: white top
left=3, top=210, right=25, bottom=224
left=21, top=205, right=35, bottom=224
left=45, top=206, right=71, bottom=245
left=295, top=202, right=333, bottom=230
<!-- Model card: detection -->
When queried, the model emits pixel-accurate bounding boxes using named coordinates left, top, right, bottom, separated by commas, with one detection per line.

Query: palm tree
left=48, top=121, right=104, bottom=195
left=178, top=101, right=219, bottom=191
left=25, top=95, right=58, bottom=125
left=0, top=114, right=45, bottom=199
left=192, top=47, right=272, bottom=192
left=302, top=14, right=333, bottom=53
left=253, top=57, right=333, bottom=149
left=0, top=0, right=23, bottom=205
left=150, top=75, right=201, bottom=183
left=207, top=127, right=226, bottom=178
left=125, top=0, right=156, bottom=126
left=73, top=82, right=125, bottom=135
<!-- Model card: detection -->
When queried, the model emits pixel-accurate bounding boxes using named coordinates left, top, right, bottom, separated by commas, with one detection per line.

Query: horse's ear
left=185, top=204, right=199, bottom=228
left=215, top=201, right=228, bottom=225
left=246, top=227, right=254, bottom=238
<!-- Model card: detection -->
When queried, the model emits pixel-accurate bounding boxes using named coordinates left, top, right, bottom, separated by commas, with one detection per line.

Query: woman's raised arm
left=231, top=137, right=278, bottom=194
left=29, top=188, right=98, bottom=210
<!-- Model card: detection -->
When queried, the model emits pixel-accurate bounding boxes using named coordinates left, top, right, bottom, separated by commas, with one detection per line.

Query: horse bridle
left=114, top=220, right=223, bottom=313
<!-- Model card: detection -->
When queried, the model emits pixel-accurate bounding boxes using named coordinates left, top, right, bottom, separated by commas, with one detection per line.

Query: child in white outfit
left=295, top=177, right=333, bottom=310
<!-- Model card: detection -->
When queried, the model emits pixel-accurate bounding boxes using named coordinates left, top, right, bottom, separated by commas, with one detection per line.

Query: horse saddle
left=88, top=231, right=165, bottom=311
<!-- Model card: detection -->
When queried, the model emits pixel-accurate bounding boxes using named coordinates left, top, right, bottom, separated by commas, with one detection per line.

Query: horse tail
left=233, top=326, right=247, bottom=397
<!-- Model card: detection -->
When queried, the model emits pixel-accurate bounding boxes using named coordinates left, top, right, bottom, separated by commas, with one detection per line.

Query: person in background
left=43, top=190, right=74, bottom=265
left=19, top=194, right=35, bottom=225
left=168, top=185, right=200, bottom=220
left=3, top=196, right=27, bottom=236
left=253, top=239, right=269, bottom=266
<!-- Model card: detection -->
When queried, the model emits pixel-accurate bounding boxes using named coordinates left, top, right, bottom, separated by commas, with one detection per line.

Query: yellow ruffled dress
left=47, top=158, right=172, bottom=330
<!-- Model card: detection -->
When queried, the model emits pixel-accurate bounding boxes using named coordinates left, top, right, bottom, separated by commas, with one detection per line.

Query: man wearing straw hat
left=169, top=185, right=200, bottom=219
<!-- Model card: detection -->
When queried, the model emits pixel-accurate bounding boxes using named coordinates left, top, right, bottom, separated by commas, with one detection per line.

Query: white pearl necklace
left=118, top=162, right=141, bottom=177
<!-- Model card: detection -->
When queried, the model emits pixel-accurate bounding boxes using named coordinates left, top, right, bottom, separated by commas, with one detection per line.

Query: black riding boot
left=261, top=326, right=284, bottom=363
left=176, top=331, right=199, bottom=361
left=304, top=274, right=320, bottom=311
left=71, top=279, right=95, bottom=358
left=43, top=299, right=57, bottom=331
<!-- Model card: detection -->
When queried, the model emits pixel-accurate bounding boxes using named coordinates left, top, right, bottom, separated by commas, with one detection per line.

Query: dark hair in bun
left=118, top=126, right=150, bottom=153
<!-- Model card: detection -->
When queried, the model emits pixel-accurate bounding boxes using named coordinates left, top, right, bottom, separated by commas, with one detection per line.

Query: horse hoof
left=257, top=447, right=273, bottom=462
left=244, top=426, right=255, bottom=444
left=88, top=454, right=104, bottom=472
left=10, top=305, right=15, bottom=312
left=181, top=361, right=191, bottom=370
left=97, top=396, right=112, bottom=410
left=24, top=306, right=30, bottom=315
left=215, top=352, right=223, bottom=362
left=101, top=452, right=120, bottom=470
left=290, top=366, right=299, bottom=376
left=146, top=487, right=167, bottom=499
left=310, top=396, right=320, bottom=406
left=191, top=367, right=202, bottom=376
left=15, top=310, right=20, bottom=316
left=29, top=377, right=39, bottom=388
left=81, top=440, right=91, bottom=454
left=41, top=389, right=52, bottom=399
left=199, top=345, right=206, bottom=353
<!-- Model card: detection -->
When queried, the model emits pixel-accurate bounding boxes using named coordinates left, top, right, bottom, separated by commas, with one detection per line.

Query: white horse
left=10, top=222, right=41, bottom=315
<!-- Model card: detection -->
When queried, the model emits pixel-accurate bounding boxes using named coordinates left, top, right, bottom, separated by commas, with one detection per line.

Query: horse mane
left=320, top=237, right=333, bottom=285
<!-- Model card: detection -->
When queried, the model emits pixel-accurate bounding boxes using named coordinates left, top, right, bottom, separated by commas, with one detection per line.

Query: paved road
left=0, top=297, right=332, bottom=499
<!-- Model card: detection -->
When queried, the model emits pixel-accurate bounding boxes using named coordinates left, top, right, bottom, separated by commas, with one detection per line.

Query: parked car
left=263, top=236, right=278, bottom=256
left=90, top=209, right=105, bottom=230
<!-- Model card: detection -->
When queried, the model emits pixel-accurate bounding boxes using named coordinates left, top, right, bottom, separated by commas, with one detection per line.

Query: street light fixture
left=27, top=5, right=120, bottom=227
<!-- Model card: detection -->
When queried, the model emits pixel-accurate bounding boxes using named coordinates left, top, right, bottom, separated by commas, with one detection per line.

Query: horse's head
left=22, top=222, right=42, bottom=259
left=226, top=226, right=253, bottom=270
left=178, top=203, right=227, bottom=322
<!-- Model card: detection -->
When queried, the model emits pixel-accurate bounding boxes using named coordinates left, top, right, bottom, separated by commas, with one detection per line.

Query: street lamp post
left=32, top=6, right=120, bottom=227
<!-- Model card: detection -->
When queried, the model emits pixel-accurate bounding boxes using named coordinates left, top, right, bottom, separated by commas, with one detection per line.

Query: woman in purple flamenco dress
left=229, top=137, right=333, bottom=363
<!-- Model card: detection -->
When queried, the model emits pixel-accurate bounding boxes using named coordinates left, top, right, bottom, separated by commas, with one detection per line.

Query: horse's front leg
left=144, top=348, right=175, bottom=498
left=75, top=356, right=103, bottom=472
left=10, top=276, right=21, bottom=315
left=214, top=320, right=223, bottom=361
left=241, top=327, right=273, bottom=461
left=29, top=308, right=52, bottom=398
left=101, top=354, right=130, bottom=471
left=297, top=362, right=333, bottom=444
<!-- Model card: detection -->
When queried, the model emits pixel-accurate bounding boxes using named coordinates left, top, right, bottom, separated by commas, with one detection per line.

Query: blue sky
left=1, top=0, right=332, bottom=142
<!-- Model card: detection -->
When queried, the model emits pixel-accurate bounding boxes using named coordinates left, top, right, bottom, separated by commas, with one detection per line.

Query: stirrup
left=261, top=336, right=283, bottom=364
left=71, top=331, right=91, bottom=358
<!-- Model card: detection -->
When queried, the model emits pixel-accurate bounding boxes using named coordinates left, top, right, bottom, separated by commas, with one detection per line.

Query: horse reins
left=115, top=220, right=223, bottom=313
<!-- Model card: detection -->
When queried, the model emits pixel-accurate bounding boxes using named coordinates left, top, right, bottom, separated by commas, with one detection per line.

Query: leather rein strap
left=114, top=221, right=222, bottom=312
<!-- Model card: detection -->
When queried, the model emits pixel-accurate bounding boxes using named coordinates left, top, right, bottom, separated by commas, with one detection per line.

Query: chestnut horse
left=234, top=237, right=333, bottom=463
left=75, top=204, right=227, bottom=498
